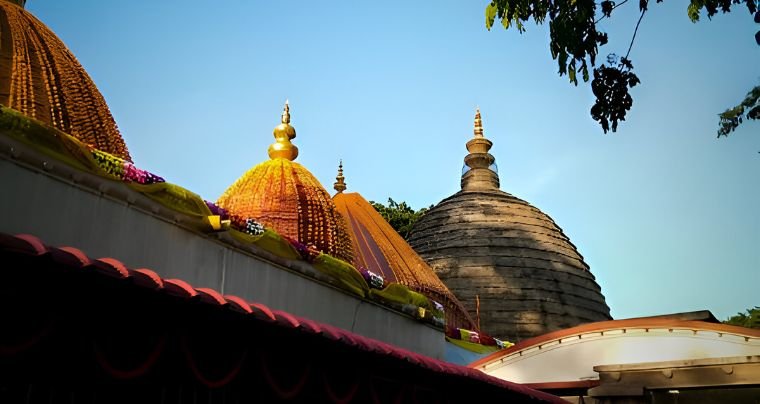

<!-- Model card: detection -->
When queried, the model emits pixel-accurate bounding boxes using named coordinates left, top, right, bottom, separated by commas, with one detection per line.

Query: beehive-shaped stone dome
left=0, top=0, right=130, bottom=160
left=217, top=102, right=354, bottom=262
left=408, top=109, right=610, bottom=341
left=332, top=163, right=476, bottom=329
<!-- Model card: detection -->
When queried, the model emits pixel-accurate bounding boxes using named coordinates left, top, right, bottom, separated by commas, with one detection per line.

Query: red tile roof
left=0, top=232, right=563, bottom=403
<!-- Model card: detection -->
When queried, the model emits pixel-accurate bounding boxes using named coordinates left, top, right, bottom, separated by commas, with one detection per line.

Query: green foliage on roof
left=370, top=198, right=431, bottom=241
left=723, top=306, right=760, bottom=329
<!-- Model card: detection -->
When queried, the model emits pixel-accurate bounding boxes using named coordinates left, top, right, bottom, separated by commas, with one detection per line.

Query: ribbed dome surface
left=408, top=189, right=611, bottom=341
left=334, top=192, right=475, bottom=329
left=217, top=158, right=354, bottom=262
left=0, top=1, right=130, bottom=160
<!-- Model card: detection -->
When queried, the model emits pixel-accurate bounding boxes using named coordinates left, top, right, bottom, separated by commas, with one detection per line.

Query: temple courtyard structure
left=0, top=1, right=758, bottom=402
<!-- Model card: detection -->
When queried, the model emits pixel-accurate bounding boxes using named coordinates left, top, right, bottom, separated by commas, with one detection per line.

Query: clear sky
left=28, top=0, right=758, bottom=321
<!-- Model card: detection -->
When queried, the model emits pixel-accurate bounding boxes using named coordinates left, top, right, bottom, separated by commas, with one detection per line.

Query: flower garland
left=91, top=149, right=164, bottom=184
left=359, top=267, right=385, bottom=290
left=445, top=327, right=512, bottom=349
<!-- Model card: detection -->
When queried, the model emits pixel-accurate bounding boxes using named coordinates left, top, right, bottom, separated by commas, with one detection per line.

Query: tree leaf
left=486, top=3, right=498, bottom=30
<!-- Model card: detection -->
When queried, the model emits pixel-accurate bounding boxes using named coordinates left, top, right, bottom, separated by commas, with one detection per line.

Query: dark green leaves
left=590, top=56, right=640, bottom=133
left=718, top=85, right=760, bottom=137
left=723, top=306, right=760, bottom=329
left=601, top=0, right=616, bottom=17
left=688, top=0, right=757, bottom=22
left=370, top=198, right=431, bottom=240
left=483, top=0, right=757, bottom=137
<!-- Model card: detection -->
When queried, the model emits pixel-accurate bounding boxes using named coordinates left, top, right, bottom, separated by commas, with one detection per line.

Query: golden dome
left=217, top=103, right=353, bottom=262
left=0, top=0, right=130, bottom=161
left=332, top=167, right=476, bottom=330
left=268, top=100, right=298, bottom=161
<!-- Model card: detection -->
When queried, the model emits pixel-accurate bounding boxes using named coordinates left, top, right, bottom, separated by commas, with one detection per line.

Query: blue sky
left=28, top=1, right=758, bottom=320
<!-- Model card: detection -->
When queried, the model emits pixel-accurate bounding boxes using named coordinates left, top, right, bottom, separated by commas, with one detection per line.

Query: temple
left=0, top=1, right=758, bottom=402
left=409, top=109, right=611, bottom=341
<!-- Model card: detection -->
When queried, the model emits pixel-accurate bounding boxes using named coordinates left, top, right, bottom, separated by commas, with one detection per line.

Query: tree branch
left=625, top=6, right=647, bottom=59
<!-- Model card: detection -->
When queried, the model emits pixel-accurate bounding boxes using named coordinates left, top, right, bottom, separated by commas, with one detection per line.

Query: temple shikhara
left=0, top=1, right=758, bottom=403
left=409, top=109, right=611, bottom=342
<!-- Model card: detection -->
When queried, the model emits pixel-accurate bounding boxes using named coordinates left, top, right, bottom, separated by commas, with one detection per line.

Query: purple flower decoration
left=284, top=236, right=320, bottom=263
left=359, top=267, right=385, bottom=289
left=122, top=162, right=165, bottom=184
left=205, top=200, right=230, bottom=220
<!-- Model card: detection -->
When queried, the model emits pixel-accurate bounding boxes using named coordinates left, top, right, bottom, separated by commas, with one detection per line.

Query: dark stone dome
left=407, top=110, right=610, bottom=341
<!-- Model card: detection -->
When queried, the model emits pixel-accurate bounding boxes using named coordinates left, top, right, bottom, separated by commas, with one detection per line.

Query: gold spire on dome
left=462, top=107, right=499, bottom=191
left=474, top=107, right=484, bottom=138
left=334, top=160, right=347, bottom=193
left=268, top=100, right=299, bottom=161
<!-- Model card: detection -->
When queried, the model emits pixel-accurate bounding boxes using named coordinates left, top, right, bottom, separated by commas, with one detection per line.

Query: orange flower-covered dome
left=0, top=0, right=130, bottom=161
left=217, top=102, right=354, bottom=262
left=332, top=164, right=476, bottom=330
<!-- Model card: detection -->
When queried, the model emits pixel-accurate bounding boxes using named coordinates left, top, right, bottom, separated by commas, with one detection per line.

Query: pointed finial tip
left=474, top=107, right=484, bottom=138
left=334, top=159, right=347, bottom=193
left=280, top=99, right=291, bottom=124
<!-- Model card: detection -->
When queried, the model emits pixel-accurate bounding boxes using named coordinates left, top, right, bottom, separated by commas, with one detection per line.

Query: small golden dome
left=0, top=0, right=130, bottom=161
left=268, top=101, right=298, bottom=161
left=218, top=106, right=353, bottom=262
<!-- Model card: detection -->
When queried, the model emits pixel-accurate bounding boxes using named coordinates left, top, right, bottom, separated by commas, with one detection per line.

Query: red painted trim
left=163, top=279, right=198, bottom=298
left=9, top=233, right=47, bottom=255
left=294, top=316, right=322, bottom=334
left=260, top=351, right=311, bottom=399
left=250, top=302, right=276, bottom=321
left=469, top=318, right=760, bottom=369
left=223, top=295, right=253, bottom=314
left=94, top=335, right=166, bottom=380
left=181, top=334, right=248, bottom=389
left=0, top=232, right=566, bottom=403
left=321, top=367, right=360, bottom=404
left=196, top=288, right=227, bottom=306
left=131, top=268, right=164, bottom=289
left=94, top=257, right=130, bottom=279
left=50, top=246, right=91, bottom=267
left=272, top=309, right=300, bottom=328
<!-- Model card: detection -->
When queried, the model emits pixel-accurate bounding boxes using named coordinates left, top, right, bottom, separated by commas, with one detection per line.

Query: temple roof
left=408, top=109, right=610, bottom=341
left=217, top=103, right=353, bottom=262
left=0, top=0, right=130, bottom=160
left=332, top=167, right=476, bottom=330
left=0, top=232, right=563, bottom=403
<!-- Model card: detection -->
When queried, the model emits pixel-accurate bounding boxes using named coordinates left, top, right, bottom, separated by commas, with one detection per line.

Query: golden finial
left=334, top=160, right=347, bottom=193
left=268, top=100, right=299, bottom=161
left=282, top=99, right=291, bottom=124
left=463, top=107, right=499, bottom=191
left=474, top=107, right=484, bottom=138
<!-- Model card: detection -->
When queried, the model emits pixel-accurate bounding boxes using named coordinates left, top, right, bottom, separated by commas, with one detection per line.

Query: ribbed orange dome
left=333, top=191, right=475, bottom=330
left=217, top=158, right=354, bottom=262
left=0, top=1, right=130, bottom=161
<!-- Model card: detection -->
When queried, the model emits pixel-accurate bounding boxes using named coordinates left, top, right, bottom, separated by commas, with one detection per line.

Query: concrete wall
left=0, top=138, right=444, bottom=359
